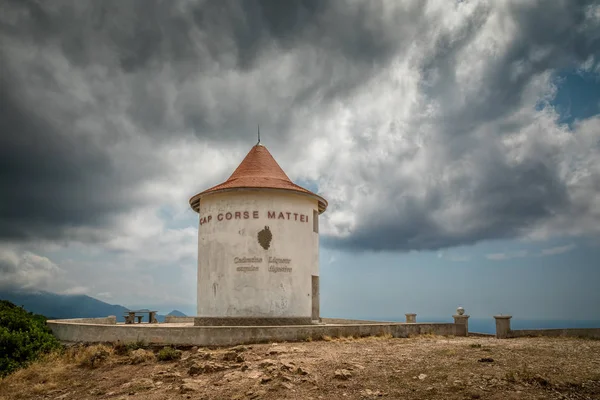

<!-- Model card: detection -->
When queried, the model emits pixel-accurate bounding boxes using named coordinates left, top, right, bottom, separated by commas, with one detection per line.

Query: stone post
left=453, top=315, right=470, bottom=337
left=405, top=313, right=417, bottom=323
left=452, top=307, right=469, bottom=336
left=494, top=315, right=512, bottom=339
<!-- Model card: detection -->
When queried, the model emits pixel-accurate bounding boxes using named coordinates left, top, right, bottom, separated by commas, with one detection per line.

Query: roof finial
left=257, top=124, right=261, bottom=145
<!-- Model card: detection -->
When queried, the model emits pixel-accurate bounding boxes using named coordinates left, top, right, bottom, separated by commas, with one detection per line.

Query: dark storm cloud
left=421, top=0, right=600, bottom=137
left=0, top=0, right=426, bottom=139
left=322, top=0, right=600, bottom=251
left=1, top=0, right=599, bottom=252
left=0, top=257, right=15, bottom=274
left=327, top=154, right=571, bottom=252
left=0, top=71, right=157, bottom=241
left=0, top=0, right=423, bottom=242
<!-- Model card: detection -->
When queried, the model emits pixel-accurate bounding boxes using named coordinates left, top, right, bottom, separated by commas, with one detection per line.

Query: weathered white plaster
left=197, top=190, right=320, bottom=320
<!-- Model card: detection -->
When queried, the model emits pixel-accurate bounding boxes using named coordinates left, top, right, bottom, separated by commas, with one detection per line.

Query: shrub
left=76, top=345, right=112, bottom=368
left=126, top=340, right=147, bottom=352
left=112, top=340, right=147, bottom=356
left=112, top=341, right=129, bottom=356
left=157, top=346, right=181, bottom=361
left=129, top=349, right=155, bottom=364
left=0, top=300, right=62, bottom=377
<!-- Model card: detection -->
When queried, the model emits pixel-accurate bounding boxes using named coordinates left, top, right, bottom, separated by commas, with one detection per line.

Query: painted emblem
left=257, top=226, right=272, bottom=250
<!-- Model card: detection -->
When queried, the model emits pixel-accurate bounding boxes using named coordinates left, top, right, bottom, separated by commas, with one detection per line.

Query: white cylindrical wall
left=197, top=190, right=320, bottom=320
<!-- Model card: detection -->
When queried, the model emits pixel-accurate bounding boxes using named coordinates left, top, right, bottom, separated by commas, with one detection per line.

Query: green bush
left=126, top=340, right=147, bottom=352
left=112, top=339, right=147, bottom=356
left=157, top=346, right=181, bottom=361
left=0, top=300, right=62, bottom=377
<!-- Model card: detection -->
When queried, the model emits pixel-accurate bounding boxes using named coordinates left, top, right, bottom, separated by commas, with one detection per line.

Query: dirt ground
left=1, top=335, right=599, bottom=400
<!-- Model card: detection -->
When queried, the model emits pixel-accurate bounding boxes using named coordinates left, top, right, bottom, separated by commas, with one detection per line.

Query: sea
left=327, top=316, right=600, bottom=335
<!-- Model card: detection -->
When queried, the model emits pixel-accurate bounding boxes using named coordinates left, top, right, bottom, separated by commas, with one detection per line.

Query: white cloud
left=61, top=286, right=90, bottom=295
left=541, top=244, right=576, bottom=256
left=0, top=247, right=64, bottom=290
left=486, top=250, right=528, bottom=261
left=446, top=254, right=471, bottom=262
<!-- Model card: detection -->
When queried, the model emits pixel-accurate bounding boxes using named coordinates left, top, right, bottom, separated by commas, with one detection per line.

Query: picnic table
left=124, top=310, right=158, bottom=324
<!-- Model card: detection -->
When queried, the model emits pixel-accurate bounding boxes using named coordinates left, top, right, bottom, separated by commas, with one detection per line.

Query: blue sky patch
left=551, top=69, right=600, bottom=127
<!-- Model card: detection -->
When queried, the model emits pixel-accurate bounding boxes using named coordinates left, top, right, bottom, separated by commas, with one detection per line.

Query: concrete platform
left=47, top=317, right=467, bottom=347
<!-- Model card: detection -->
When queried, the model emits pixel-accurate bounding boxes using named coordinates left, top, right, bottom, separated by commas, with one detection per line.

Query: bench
left=124, top=310, right=158, bottom=324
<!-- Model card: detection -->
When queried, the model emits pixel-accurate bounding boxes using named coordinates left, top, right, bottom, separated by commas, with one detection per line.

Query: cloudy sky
left=1, top=0, right=599, bottom=321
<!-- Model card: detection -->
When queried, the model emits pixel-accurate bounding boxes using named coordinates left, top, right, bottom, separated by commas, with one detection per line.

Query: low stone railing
left=47, top=320, right=467, bottom=346
left=321, top=318, right=396, bottom=324
left=46, top=308, right=473, bottom=346
left=48, top=316, right=117, bottom=325
left=494, top=315, right=600, bottom=339
left=164, top=315, right=196, bottom=323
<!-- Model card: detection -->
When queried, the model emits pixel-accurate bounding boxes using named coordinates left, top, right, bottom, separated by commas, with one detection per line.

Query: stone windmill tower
left=189, top=141, right=327, bottom=325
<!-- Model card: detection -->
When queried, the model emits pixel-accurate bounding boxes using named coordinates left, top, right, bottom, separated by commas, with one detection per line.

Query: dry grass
left=0, top=351, right=74, bottom=400
left=5, top=351, right=67, bottom=381
left=373, top=332, right=393, bottom=339
left=70, top=344, right=114, bottom=368
left=129, top=348, right=156, bottom=364
left=1, top=336, right=599, bottom=400
left=319, top=332, right=392, bottom=342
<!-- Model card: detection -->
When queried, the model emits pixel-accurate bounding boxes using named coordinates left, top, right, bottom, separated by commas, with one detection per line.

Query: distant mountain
left=0, top=289, right=131, bottom=321
left=0, top=289, right=188, bottom=322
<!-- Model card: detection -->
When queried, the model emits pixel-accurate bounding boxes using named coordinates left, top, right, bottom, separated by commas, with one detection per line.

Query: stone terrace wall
left=494, top=315, right=600, bottom=339
left=164, top=316, right=196, bottom=323
left=321, top=318, right=395, bottom=324
left=508, top=328, right=600, bottom=339
left=47, top=321, right=466, bottom=346
left=51, top=316, right=117, bottom=325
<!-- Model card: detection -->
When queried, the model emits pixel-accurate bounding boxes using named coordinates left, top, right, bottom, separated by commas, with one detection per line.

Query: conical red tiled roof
left=189, top=144, right=327, bottom=213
